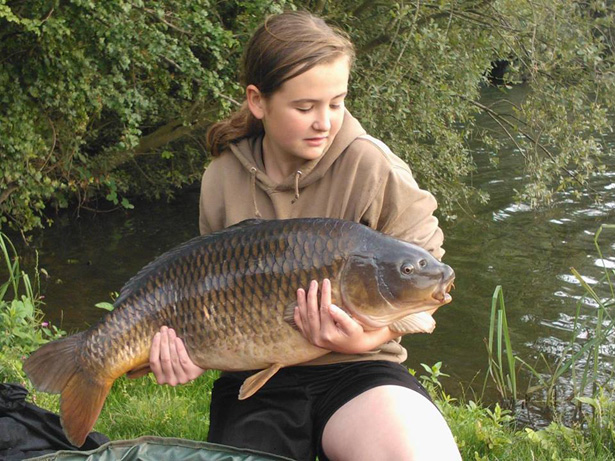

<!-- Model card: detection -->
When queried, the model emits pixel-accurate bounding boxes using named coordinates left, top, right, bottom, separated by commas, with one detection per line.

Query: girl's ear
left=246, top=84, right=265, bottom=120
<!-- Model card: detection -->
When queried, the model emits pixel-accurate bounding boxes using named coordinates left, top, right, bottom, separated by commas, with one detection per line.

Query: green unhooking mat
left=26, top=437, right=294, bottom=461
left=0, top=383, right=292, bottom=461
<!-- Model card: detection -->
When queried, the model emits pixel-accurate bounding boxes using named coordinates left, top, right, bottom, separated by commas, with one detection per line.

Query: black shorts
left=207, top=361, right=433, bottom=461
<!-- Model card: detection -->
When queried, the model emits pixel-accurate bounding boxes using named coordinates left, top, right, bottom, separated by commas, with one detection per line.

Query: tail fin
left=23, top=333, right=113, bottom=447
left=60, top=371, right=112, bottom=447
left=23, top=333, right=85, bottom=393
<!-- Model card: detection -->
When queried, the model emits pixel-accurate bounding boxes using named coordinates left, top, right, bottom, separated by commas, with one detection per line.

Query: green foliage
left=95, top=290, right=118, bottom=311
left=0, top=0, right=283, bottom=230
left=0, top=232, right=64, bottom=409
left=2, top=0, right=615, bottom=230
left=422, top=364, right=615, bottom=460
left=95, top=301, right=115, bottom=311
left=0, top=232, right=64, bottom=357
left=327, top=0, right=615, bottom=215
left=476, top=224, right=615, bottom=447
left=514, top=226, right=614, bottom=408
left=419, top=360, right=450, bottom=392
left=576, top=390, right=615, bottom=455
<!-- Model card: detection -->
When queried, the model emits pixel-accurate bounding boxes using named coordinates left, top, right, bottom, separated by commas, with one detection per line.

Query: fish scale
left=23, top=217, right=455, bottom=447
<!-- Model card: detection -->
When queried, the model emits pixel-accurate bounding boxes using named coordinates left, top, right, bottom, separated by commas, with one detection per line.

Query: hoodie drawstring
left=249, top=167, right=262, bottom=218
left=291, top=170, right=303, bottom=204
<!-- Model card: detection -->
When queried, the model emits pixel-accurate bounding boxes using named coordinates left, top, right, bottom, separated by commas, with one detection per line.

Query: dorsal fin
left=114, top=219, right=266, bottom=307
left=225, top=218, right=266, bottom=229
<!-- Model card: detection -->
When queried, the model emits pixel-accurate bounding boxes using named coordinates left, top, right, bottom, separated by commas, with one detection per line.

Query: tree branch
left=91, top=97, right=225, bottom=174
left=352, top=0, right=384, bottom=17
left=0, top=184, right=19, bottom=205
left=312, top=0, right=327, bottom=15
left=358, top=0, right=498, bottom=55
left=464, top=96, right=589, bottom=189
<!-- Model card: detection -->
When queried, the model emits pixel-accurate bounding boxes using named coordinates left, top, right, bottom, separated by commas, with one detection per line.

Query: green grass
left=4, top=351, right=613, bottom=460
left=95, top=372, right=217, bottom=441
left=430, top=385, right=615, bottom=460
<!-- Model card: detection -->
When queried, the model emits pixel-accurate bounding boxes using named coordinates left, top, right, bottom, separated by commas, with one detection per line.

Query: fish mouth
left=431, top=276, right=455, bottom=304
left=347, top=285, right=453, bottom=330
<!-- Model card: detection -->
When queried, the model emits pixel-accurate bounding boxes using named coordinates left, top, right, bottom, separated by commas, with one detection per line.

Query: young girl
left=148, top=11, right=461, bottom=461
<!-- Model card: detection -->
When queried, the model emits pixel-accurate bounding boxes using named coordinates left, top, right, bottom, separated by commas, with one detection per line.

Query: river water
left=9, top=86, right=615, bottom=422
left=409, top=87, right=615, bottom=415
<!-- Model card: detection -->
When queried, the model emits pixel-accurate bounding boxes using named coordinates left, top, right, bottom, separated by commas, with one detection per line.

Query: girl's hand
left=294, top=279, right=400, bottom=354
left=149, top=326, right=206, bottom=386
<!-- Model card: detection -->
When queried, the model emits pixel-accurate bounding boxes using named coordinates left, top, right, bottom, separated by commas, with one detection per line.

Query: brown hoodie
left=199, top=110, right=444, bottom=365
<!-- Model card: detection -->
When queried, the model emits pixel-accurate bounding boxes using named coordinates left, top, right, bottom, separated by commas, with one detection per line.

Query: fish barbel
left=24, top=218, right=455, bottom=446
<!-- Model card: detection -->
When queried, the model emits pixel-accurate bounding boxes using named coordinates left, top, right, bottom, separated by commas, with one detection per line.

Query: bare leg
left=322, top=385, right=460, bottom=461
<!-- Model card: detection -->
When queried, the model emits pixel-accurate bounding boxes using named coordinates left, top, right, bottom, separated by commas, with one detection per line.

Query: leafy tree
left=1, top=0, right=614, bottom=231
left=329, top=0, right=615, bottom=212
left=0, top=0, right=286, bottom=230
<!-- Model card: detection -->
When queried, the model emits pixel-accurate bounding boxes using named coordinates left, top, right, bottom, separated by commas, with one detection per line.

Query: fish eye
left=401, top=264, right=415, bottom=275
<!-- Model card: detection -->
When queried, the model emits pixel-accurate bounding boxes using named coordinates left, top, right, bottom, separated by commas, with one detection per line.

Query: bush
left=0, top=232, right=64, bottom=382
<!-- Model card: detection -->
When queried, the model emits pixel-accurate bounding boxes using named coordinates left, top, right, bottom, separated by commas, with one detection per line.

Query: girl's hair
left=206, top=11, right=355, bottom=157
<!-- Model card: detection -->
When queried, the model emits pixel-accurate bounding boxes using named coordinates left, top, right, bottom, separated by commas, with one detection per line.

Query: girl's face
left=247, top=56, right=350, bottom=176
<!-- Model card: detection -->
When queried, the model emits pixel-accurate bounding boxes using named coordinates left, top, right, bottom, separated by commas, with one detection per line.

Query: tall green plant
left=561, top=225, right=614, bottom=403
left=484, top=285, right=518, bottom=404
left=0, top=232, right=64, bottom=356
left=517, top=224, right=615, bottom=409
left=483, top=225, right=615, bottom=418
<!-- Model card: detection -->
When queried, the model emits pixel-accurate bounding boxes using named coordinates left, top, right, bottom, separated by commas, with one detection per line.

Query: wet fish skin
left=23, top=218, right=454, bottom=447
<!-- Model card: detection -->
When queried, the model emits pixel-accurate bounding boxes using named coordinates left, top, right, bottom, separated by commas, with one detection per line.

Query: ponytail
left=206, top=102, right=263, bottom=157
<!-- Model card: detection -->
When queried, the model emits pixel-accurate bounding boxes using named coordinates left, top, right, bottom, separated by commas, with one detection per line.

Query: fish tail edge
left=61, top=370, right=112, bottom=447
left=23, top=332, right=85, bottom=393
left=23, top=332, right=113, bottom=447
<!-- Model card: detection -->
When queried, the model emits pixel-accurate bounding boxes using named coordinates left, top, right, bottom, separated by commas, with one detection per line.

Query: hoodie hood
left=229, top=109, right=366, bottom=195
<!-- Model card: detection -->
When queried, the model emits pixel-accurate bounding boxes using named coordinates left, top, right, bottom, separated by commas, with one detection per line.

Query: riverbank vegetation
left=2, top=231, right=614, bottom=459
left=2, top=0, right=615, bottom=231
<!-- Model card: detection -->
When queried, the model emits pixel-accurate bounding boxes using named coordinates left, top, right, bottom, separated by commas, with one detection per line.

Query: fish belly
left=188, top=328, right=328, bottom=371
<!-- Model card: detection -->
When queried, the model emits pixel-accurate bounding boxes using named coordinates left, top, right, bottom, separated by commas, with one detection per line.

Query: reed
left=483, top=284, right=518, bottom=404
left=483, top=224, right=615, bottom=417
left=0, top=231, right=33, bottom=306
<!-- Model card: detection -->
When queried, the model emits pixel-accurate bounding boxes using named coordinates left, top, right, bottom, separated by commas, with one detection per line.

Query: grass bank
left=3, top=362, right=613, bottom=460
left=1, top=231, right=614, bottom=460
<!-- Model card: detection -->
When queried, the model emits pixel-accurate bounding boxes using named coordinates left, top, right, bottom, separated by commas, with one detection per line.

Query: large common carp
left=24, top=218, right=455, bottom=447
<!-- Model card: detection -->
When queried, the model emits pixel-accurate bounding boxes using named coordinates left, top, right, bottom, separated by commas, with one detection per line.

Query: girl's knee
left=323, top=386, right=460, bottom=461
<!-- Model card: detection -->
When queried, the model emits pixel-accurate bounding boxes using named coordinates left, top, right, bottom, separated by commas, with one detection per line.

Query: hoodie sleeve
left=359, top=137, right=445, bottom=260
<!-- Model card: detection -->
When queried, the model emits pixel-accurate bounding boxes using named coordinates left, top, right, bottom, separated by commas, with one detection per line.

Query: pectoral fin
left=390, top=312, right=436, bottom=334
left=283, top=303, right=299, bottom=330
left=125, top=363, right=152, bottom=379
left=238, top=363, right=283, bottom=400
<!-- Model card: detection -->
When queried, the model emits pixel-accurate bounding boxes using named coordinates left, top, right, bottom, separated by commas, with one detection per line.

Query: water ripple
left=594, top=258, right=615, bottom=269
left=557, top=273, right=599, bottom=285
